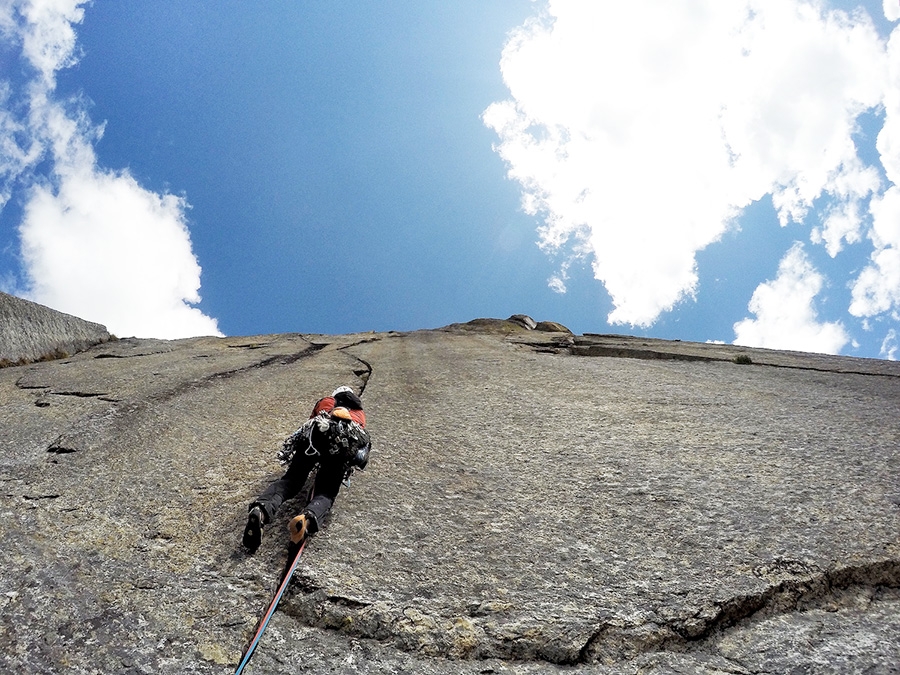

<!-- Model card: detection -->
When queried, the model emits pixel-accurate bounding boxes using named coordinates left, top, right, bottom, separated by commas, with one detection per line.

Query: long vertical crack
left=337, top=339, right=376, bottom=396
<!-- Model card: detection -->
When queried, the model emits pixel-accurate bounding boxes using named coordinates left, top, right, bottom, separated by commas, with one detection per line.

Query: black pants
left=251, top=452, right=346, bottom=535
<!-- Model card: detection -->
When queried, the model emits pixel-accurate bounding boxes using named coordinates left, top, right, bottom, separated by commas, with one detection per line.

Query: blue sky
left=1, top=1, right=899, bottom=360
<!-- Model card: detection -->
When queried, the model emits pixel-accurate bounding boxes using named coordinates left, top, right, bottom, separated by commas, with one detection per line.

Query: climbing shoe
left=288, top=513, right=309, bottom=544
left=243, top=506, right=264, bottom=552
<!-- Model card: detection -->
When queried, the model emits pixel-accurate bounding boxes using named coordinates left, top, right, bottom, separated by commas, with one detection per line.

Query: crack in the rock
left=723, top=359, right=899, bottom=379
left=31, top=390, right=114, bottom=408
left=226, top=342, right=272, bottom=350
left=562, top=338, right=900, bottom=379
left=14, top=380, right=47, bottom=391
left=352, top=358, right=373, bottom=395
left=282, top=557, right=900, bottom=668
left=34, top=344, right=327, bottom=456
left=717, top=653, right=762, bottom=675
left=579, top=558, right=900, bottom=665
left=47, top=439, right=77, bottom=454
left=290, top=574, right=321, bottom=594
left=148, top=344, right=327, bottom=405
left=207, top=344, right=327, bottom=383
left=327, top=594, right=372, bottom=610
left=337, top=338, right=377, bottom=395
left=16, top=377, right=109, bottom=401
left=571, top=344, right=715, bottom=364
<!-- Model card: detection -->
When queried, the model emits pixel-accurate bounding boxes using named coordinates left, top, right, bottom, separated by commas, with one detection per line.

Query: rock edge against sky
left=1, top=299, right=899, bottom=673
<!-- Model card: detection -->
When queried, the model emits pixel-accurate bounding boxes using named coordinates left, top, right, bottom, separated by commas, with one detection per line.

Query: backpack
left=277, top=412, right=370, bottom=469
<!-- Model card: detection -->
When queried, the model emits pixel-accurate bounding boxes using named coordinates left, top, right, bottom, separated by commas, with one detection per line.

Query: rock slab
left=0, top=318, right=898, bottom=674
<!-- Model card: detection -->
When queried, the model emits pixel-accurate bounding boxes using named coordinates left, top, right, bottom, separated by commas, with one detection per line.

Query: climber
left=242, top=386, right=370, bottom=553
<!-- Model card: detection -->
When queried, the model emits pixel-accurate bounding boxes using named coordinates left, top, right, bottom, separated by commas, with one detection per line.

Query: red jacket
left=311, top=396, right=366, bottom=427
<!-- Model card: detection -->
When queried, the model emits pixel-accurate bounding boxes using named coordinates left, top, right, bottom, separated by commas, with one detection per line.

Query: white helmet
left=332, top=385, right=354, bottom=397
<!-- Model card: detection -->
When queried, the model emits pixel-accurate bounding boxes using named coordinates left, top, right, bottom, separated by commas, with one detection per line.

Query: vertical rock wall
left=0, top=292, right=113, bottom=366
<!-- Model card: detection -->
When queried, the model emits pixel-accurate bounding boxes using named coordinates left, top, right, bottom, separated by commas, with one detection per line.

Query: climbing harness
left=234, top=538, right=308, bottom=674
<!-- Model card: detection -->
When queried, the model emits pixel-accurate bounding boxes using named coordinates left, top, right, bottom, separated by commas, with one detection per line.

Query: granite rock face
left=1, top=316, right=899, bottom=674
left=0, top=292, right=113, bottom=366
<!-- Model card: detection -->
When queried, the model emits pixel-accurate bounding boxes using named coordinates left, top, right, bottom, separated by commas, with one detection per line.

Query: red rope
left=234, top=537, right=308, bottom=674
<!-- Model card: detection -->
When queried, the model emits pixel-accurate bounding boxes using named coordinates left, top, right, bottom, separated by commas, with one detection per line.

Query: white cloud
left=733, top=242, right=850, bottom=354
left=849, top=185, right=900, bottom=317
left=17, top=0, right=83, bottom=84
left=20, top=159, right=220, bottom=340
left=882, top=328, right=899, bottom=359
left=885, top=0, right=900, bottom=22
left=1, top=0, right=220, bottom=338
left=547, top=273, right=566, bottom=294
left=485, top=0, right=892, bottom=331
left=848, top=21, right=900, bottom=320
left=547, top=257, right=574, bottom=293
left=0, top=83, right=40, bottom=206
left=810, top=156, right=881, bottom=257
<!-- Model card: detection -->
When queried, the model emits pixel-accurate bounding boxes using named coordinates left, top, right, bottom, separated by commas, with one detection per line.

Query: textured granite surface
left=0, top=292, right=112, bottom=365
left=1, top=318, right=898, bottom=674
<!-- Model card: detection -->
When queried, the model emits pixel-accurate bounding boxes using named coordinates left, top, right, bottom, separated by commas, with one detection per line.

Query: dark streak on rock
left=15, top=380, right=48, bottom=391
left=209, top=345, right=327, bottom=382
left=566, top=335, right=900, bottom=378
left=327, top=595, right=372, bottom=610
left=571, top=345, right=715, bottom=363
left=149, top=344, right=327, bottom=405
left=47, top=441, right=77, bottom=454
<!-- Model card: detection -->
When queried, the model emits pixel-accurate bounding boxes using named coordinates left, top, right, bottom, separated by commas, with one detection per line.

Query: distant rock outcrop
left=1, top=313, right=898, bottom=674
left=441, top=315, right=572, bottom=336
left=0, top=292, right=113, bottom=366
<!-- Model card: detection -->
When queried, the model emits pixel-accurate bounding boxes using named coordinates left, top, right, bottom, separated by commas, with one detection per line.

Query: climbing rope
left=234, top=538, right=308, bottom=674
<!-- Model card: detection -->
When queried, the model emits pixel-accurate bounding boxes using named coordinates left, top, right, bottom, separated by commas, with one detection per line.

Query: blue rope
left=234, top=538, right=308, bottom=674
